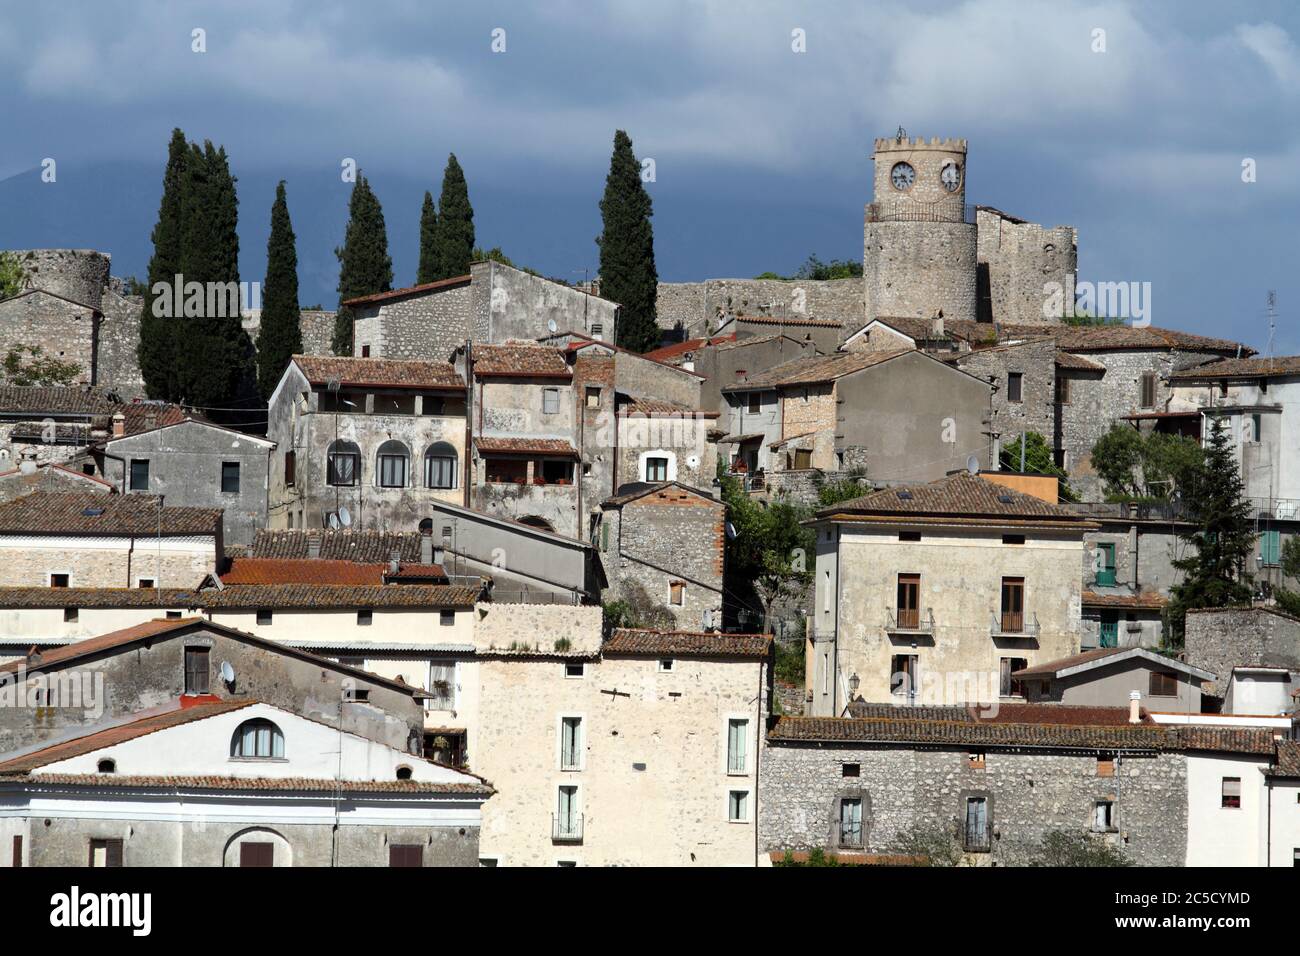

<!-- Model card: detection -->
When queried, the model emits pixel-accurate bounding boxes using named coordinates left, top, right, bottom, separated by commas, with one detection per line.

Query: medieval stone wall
left=655, top=277, right=864, bottom=337
left=863, top=219, right=978, bottom=323
left=976, top=210, right=1076, bottom=326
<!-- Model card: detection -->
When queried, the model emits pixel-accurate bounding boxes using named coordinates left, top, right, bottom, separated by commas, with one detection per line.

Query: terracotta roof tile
left=220, top=558, right=385, bottom=586
left=736, top=315, right=843, bottom=328
left=1269, top=741, right=1300, bottom=778
left=197, top=584, right=480, bottom=609
left=472, top=344, right=572, bottom=378
left=1081, top=590, right=1168, bottom=609
left=605, top=628, right=771, bottom=659
left=474, top=437, right=579, bottom=457
left=817, top=473, right=1088, bottom=523
left=0, top=492, right=221, bottom=536
left=0, top=385, right=119, bottom=416
left=8, top=773, right=492, bottom=795
left=293, top=356, right=464, bottom=390
left=940, top=320, right=1249, bottom=354
left=1055, top=350, right=1106, bottom=371
left=0, top=587, right=196, bottom=609
left=340, top=275, right=471, bottom=307
left=722, top=349, right=914, bottom=391
left=619, top=397, right=718, bottom=418
left=643, top=334, right=736, bottom=362
left=844, top=701, right=1148, bottom=725
left=250, top=529, right=424, bottom=562
left=1169, top=356, right=1300, bottom=381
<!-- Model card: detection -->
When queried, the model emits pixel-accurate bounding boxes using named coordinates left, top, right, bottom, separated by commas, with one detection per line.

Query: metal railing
left=866, top=201, right=976, bottom=224
left=552, top=813, right=584, bottom=843
left=991, top=610, right=1040, bottom=638
left=885, top=608, right=936, bottom=633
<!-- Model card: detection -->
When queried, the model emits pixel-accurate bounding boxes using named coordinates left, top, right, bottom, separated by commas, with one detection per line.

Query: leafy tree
left=1, top=345, right=81, bottom=386
left=1274, top=537, right=1300, bottom=618
left=416, top=190, right=438, bottom=284
left=432, top=154, right=475, bottom=281
left=773, top=848, right=843, bottom=867
left=0, top=252, right=26, bottom=299
left=1034, top=831, right=1133, bottom=867
left=138, top=128, right=188, bottom=400
left=796, top=254, right=863, bottom=280
left=1000, top=431, right=1076, bottom=502
left=601, top=582, right=675, bottom=634
left=332, top=174, right=393, bottom=355
left=256, top=181, right=302, bottom=399
left=719, top=473, right=814, bottom=632
left=816, top=470, right=870, bottom=507
left=773, top=637, right=805, bottom=685
left=597, top=130, right=659, bottom=353
left=1091, top=425, right=1203, bottom=501
left=1166, top=417, right=1255, bottom=647
left=886, top=824, right=964, bottom=867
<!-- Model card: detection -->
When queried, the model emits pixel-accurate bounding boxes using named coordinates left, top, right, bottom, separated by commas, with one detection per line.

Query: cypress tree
left=138, top=128, right=188, bottom=400
left=597, top=130, right=659, bottom=353
left=431, top=154, right=475, bottom=280
left=1166, top=417, right=1256, bottom=646
left=257, top=181, right=302, bottom=398
left=332, top=174, right=393, bottom=355
left=416, top=190, right=438, bottom=284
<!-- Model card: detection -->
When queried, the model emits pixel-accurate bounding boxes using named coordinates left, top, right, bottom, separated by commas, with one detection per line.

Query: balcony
left=991, top=611, right=1040, bottom=640
left=885, top=607, right=936, bottom=635
left=552, top=813, right=583, bottom=844
left=866, top=200, right=976, bottom=224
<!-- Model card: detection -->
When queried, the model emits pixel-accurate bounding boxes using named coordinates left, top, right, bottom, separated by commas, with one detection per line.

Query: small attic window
left=997, top=494, right=1014, bottom=504
left=396, top=765, right=413, bottom=781
left=896, top=490, right=913, bottom=500
left=82, top=507, right=105, bottom=517
left=97, top=758, right=116, bottom=774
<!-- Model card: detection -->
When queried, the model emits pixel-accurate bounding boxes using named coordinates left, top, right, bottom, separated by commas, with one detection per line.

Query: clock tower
left=863, top=133, right=978, bottom=324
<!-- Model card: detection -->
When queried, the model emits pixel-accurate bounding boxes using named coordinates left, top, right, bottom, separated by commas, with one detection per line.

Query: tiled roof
left=250, top=529, right=424, bottom=562
left=8, top=774, right=492, bottom=795
left=340, top=275, right=471, bottom=307
left=721, top=349, right=914, bottom=391
left=845, top=701, right=1149, bottom=726
left=643, top=334, right=736, bottom=362
left=817, top=473, right=1089, bottom=524
left=601, top=481, right=720, bottom=508
left=619, top=397, right=718, bottom=418
left=1013, top=646, right=1213, bottom=681
left=1081, top=590, right=1167, bottom=609
left=1269, top=741, right=1300, bottom=778
left=0, top=385, right=119, bottom=416
left=292, top=356, right=464, bottom=390
left=1055, top=350, right=1106, bottom=371
left=605, top=628, right=771, bottom=659
left=0, top=462, right=114, bottom=490
left=940, top=320, right=1249, bottom=355
left=1168, top=356, right=1300, bottom=381
left=197, top=584, right=480, bottom=609
left=0, top=492, right=221, bottom=536
left=384, top=564, right=450, bottom=582
left=0, top=699, right=255, bottom=772
left=472, top=344, right=572, bottom=379
left=118, top=402, right=192, bottom=435
left=861, top=316, right=952, bottom=341
left=768, top=715, right=1274, bottom=755
left=736, top=315, right=843, bottom=328
left=0, top=618, right=206, bottom=675
left=474, top=437, right=579, bottom=457
left=1011, top=647, right=1135, bottom=677
left=0, top=587, right=197, bottom=609
left=220, top=558, right=385, bottom=586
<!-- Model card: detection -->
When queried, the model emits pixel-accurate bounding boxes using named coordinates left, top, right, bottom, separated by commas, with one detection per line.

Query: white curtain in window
left=727, top=719, right=747, bottom=773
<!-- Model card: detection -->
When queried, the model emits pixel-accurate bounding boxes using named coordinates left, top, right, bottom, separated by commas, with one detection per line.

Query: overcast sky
left=1, top=0, right=1297, bottom=350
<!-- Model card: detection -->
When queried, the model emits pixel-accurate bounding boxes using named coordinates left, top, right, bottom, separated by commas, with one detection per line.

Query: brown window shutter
left=12, top=835, right=20, bottom=868
left=240, top=842, right=274, bottom=867
left=389, top=845, right=423, bottom=867
left=285, top=450, right=296, bottom=486
left=107, top=839, right=123, bottom=867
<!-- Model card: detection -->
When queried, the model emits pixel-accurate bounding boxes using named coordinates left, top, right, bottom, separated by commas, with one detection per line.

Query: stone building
left=645, top=333, right=820, bottom=415
left=0, top=459, right=114, bottom=504
left=597, top=482, right=724, bottom=629
left=0, top=698, right=490, bottom=867
left=92, top=416, right=274, bottom=546
left=474, top=627, right=771, bottom=866
left=266, top=355, right=468, bottom=533
left=1185, top=606, right=1300, bottom=712
left=0, top=616, right=431, bottom=754
left=807, top=473, right=1096, bottom=714
left=654, top=277, right=863, bottom=341
left=348, top=260, right=618, bottom=362
left=759, top=711, right=1276, bottom=866
left=975, top=207, right=1079, bottom=326
left=0, top=491, right=222, bottom=589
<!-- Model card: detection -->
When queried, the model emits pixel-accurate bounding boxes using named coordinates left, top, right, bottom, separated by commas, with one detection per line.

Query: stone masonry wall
left=760, top=741, right=1187, bottom=866
left=655, top=278, right=864, bottom=338
left=863, top=219, right=978, bottom=324
left=1185, top=606, right=1300, bottom=697
left=950, top=340, right=1057, bottom=457
left=976, top=211, right=1077, bottom=327
left=0, top=292, right=97, bottom=386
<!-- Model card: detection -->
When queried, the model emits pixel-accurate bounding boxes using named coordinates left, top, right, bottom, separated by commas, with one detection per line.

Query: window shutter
left=285, top=450, right=296, bottom=486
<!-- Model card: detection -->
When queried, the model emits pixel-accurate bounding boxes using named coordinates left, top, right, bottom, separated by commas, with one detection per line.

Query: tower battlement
left=872, top=136, right=967, bottom=154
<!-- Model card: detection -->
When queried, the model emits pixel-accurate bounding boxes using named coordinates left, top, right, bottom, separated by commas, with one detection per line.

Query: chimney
left=389, top=549, right=401, bottom=576
left=18, top=448, right=38, bottom=475
left=307, top=534, right=322, bottom=560
left=111, top=412, right=126, bottom=438
left=930, top=310, right=945, bottom=339
left=1128, top=690, right=1142, bottom=724
left=420, top=534, right=434, bottom=565
left=432, top=544, right=445, bottom=565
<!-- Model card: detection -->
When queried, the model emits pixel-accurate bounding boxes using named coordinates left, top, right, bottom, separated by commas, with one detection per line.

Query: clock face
left=890, top=162, right=915, bottom=191
left=941, top=162, right=961, bottom=192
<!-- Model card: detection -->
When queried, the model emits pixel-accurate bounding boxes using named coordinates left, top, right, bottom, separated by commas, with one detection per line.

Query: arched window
left=326, top=439, right=361, bottom=487
left=97, top=758, right=116, bottom=774
left=231, top=718, right=285, bottom=759
left=396, top=765, right=413, bottom=781
left=376, top=439, right=410, bottom=489
left=424, top=441, right=458, bottom=490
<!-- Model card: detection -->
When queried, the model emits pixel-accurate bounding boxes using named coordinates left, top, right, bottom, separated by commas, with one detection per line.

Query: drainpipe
left=463, top=340, right=473, bottom=508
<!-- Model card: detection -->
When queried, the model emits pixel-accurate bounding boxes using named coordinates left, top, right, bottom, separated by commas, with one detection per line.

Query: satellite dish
left=220, top=661, right=235, bottom=684
left=338, top=506, right=353, bottom=528
left=547, top=318, right=558, bottom=333
left=328, top=512, right=341, bottom=529
left=966, top=454, right=980, bottom=476
left=725, top=521, right=737, bottom=540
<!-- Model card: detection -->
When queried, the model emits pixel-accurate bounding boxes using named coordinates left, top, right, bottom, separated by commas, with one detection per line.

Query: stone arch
left=223, top=826, right=294, bottom=867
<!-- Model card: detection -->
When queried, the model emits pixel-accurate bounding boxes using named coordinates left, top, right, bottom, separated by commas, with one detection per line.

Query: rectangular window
left=284, top=450, right=296, bottom=486
left=842, top=763, right=860, bottom=778
left=1249, top=413, right=1262, bottom=443
left=129, top=459, right=150, bottom=491
left=1222, top=777, right=1242, bottom=809
left=63, top=607, right=79, bottom=622
left=999, top=657, right=1028, bottom=697
left=839, top=798, right=863, bottom=848
left=11, top=835, right=20, bottom=868
left=898, top=531, right=921, bottom=542
left=137, top=578, right=155, bottom=589
left=896, top=573, right=920, bottom=629
left=728, top=790, right=749, bottom=822
left=1055, top=375, right=1071, bottom=405
left=891, top=654, right=918, bottom=700
left=645, top=456, right=669, bottom=482
left=360, top=345, right=371, bottom=358
left=658, top=659, right=674, bottom=673
left=439, top=609, right=456, bottom=627
left=1095, top=543, right=1117, bottom=586
left=542, top=388, right=560, bottom=415
left=49, top=573, right=70, bottom=588
left=425, top=453, right=456, bottom=489
left=565, top=662, right=585, bottom=679
left=239, top=842, right=274, bottom=867
left=184, top=647, right=210, bottom=694
left=1097, top=754, right=1115, bottom=778
left=256, top=609, right=273, bottom=626
left=89, top=838, right=123, bottom=868
left=1007, top=372, right=1023, bottom=403
left=792, top=448, right=813, bottom=470
left=1261, top=529, right=1281, bottom=567
left=357, top=609, right=373, bottom=626
left=727, top=718, right=749, bottom=774
left=1094, top=800, right=1115, bottom=831
left=1000, top=577, right=1025, bottom=633
left=967, top=751, right=986, bottom=770
left=560, top=716, right=582, bottom=770
left=428, top=660, right=456, bottom=709
left=747, top=392, right=762, bottom=415
left=963, top=797, right=990, bottom=851
left=421, top=394, right=446, bottom=416
left=1149, top=671, right=1178, bottom=697
left=1140, top=372, right=1157, bottom=409
left=586, top=386, right=601, bottom=408
left=669, top=581, right=686, bottom=606
left=388, top=845, right=423, bottom=868
left=485, top=458, right=527, bottom=484
left=378, top=453, right=407, bottom=488
left=556, top=785, right=581, bottom=839
left=327, top=452, right=359, bottom=486
left=221, top=461, right=240, bottom=493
